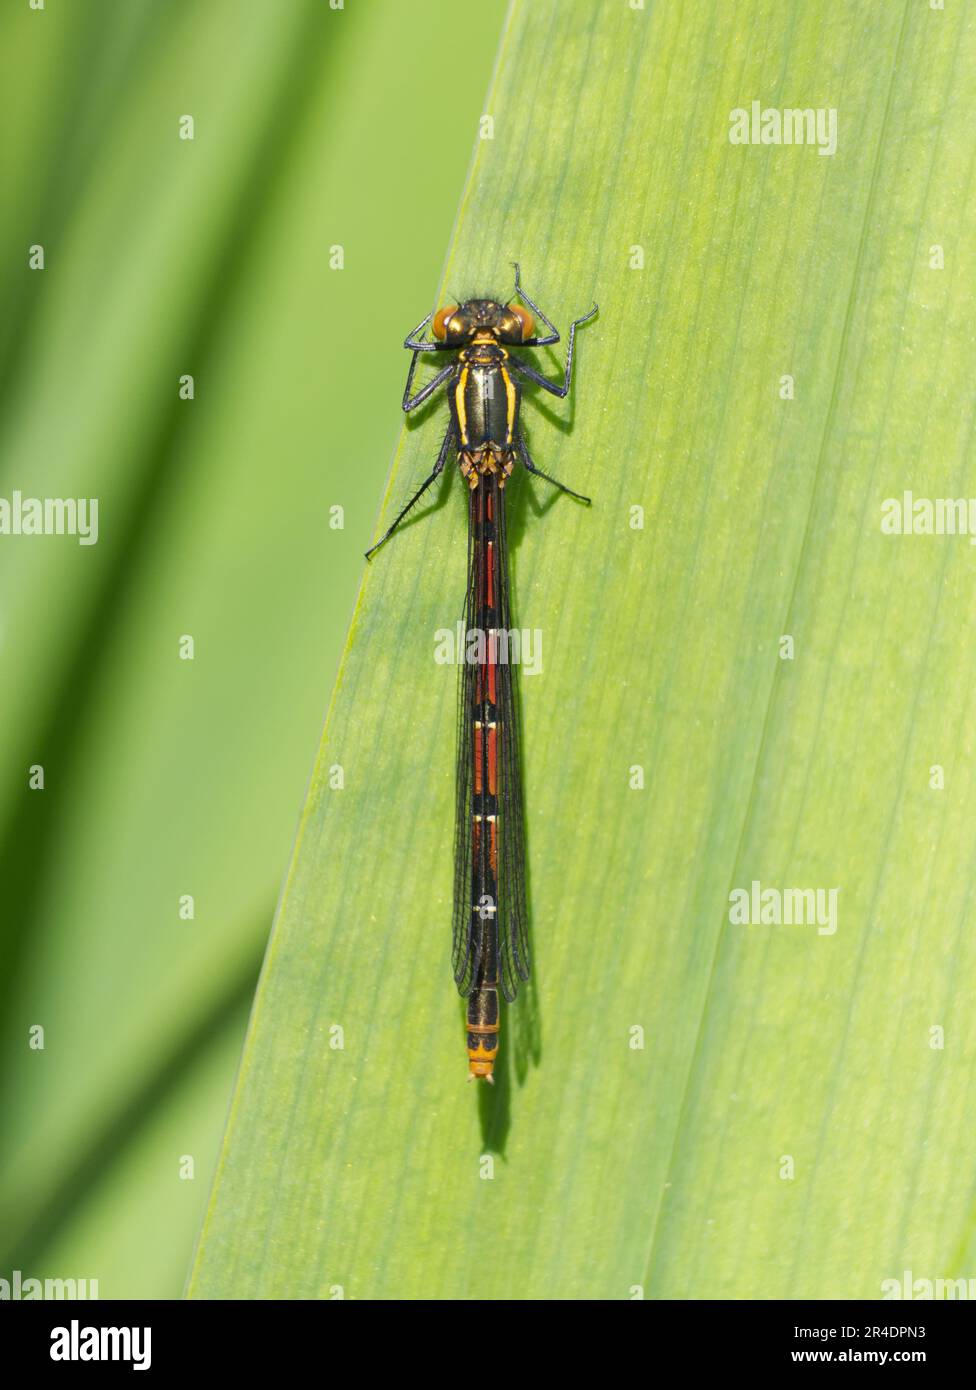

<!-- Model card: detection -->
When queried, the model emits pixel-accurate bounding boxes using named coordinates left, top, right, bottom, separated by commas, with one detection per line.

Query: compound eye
left=510, top=305, right=534, bottom=341
left=432, top=306, right=458, bottom=340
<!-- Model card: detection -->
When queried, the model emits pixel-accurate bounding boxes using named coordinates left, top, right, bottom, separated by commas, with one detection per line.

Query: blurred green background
left=0, top=0, right=502, bottom=1298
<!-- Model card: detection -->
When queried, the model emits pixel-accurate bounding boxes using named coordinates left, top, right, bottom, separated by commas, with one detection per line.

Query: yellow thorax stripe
left=501, top=366, right=516, bottom=442
left=455, top=366, right=469, bottom=437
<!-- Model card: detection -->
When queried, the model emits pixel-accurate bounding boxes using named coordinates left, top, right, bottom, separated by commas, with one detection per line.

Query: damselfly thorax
left=453, top=336, right=520, bottom=489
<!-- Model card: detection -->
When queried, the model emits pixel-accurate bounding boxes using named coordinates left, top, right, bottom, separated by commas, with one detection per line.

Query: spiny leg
left=516, top=425, right=590, bottom=505
left=402, top=354, right=455, bottom=412
left=509, top=303, right=598, bottom=398
left=508, top=262, right=561, bottom=346
left=509, top=261, right=599, bottom=358
left=365, top=425, right=457, bottom=559
left=403, top=310, right=453, bottom=353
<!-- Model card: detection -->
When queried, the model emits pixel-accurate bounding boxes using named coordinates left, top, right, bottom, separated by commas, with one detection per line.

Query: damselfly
left=367, top=265, right=597, bottom=1081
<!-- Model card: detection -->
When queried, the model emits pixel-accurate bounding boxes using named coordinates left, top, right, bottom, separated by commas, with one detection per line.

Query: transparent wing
left=452, top=477, right=530, bottom=1000
left=494, top=481, right=530, bottom=1001
left=452, top=486, right=480, bottom=995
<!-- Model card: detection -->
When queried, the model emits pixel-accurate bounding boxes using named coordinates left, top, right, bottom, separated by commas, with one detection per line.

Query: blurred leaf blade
left=0, top=0, right=503, bottom=1296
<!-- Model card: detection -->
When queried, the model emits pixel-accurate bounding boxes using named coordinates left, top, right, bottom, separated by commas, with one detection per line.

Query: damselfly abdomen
left=367, top=266, right=596, bottom=1081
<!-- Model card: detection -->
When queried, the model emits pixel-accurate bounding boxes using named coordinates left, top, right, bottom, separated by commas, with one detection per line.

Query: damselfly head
left=432, top=299, right=534, bottom=346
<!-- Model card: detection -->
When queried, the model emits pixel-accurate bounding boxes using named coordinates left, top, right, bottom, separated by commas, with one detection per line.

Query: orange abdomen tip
left=467, top=1034, right=498, bottom=1082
